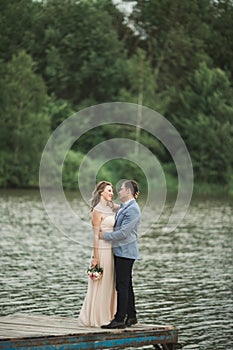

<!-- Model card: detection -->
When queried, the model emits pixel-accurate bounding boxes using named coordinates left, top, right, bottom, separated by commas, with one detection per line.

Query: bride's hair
left=91, top=181, right=113, bottom=211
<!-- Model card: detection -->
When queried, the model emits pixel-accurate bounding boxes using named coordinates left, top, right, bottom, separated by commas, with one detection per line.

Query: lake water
left=0, top=189, right=232, bottom=349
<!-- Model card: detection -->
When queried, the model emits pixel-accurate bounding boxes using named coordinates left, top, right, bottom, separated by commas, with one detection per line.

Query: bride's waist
left=99, top=227, right=113, bottom=238
left=98, top=238, right=112, bottom=246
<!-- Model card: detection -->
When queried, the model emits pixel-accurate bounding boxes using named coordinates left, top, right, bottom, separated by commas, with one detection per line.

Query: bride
left=77, top=181, right=119, bottom=327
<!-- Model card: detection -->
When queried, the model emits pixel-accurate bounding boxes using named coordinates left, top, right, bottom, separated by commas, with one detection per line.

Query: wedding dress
left=77, top=204, right=117, bottom=327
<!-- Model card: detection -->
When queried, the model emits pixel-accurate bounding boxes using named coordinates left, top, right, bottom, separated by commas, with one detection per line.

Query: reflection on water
left=0, top=190, right=232, bottom=349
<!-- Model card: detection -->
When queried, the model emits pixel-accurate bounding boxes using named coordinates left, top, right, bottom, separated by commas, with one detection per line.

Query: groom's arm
left=104, top=207, right=139, bottom=242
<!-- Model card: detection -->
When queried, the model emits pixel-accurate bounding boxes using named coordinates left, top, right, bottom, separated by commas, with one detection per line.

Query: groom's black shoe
left=125, top=317, right=138, bottom=327
left=101, top=319, right=126, bottom=329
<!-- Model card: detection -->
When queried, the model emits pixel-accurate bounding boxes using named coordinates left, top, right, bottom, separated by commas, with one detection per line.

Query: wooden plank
left=0, top=331, right=178, bottom=350
left=0, top=314, right=178, bottom=349
left=0, top=314, right=173, bottom=337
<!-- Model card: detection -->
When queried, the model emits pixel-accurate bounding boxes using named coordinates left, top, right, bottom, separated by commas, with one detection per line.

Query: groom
left=101, top=180, right=141, bottom=329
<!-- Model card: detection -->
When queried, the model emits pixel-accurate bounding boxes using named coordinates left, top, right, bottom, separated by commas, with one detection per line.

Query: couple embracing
left=77, top=180, right=141, bottom=329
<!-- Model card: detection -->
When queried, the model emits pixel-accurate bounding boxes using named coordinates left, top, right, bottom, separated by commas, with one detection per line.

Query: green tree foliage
left=173, top=62, right=233, bottom=188
left=62, top=150, right=84, bottom=190
left=0, top=51, right=50, bottom=187
left=47, top=98, right=75, bottom=131
left=206, top=0, right=233, bottom=81
left=119, top=48, right=170, bottom=113
left=30, top=0, right=127, bottom=106
left=128, top=0, right=212, bottom=89
left=0, top=0, right=232, bottom=193
left=0, top=0, right=37, bottom=62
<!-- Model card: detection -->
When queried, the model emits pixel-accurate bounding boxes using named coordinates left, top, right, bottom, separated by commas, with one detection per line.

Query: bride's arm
left=91, top=210, right=102, bottom=267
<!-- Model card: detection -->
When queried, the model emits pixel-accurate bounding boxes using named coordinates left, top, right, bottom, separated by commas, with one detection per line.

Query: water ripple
left=0, top=190, right=232, bottom=349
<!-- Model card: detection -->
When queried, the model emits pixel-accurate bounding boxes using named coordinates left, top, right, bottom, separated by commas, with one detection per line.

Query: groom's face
left=118, top=184, right=129, bottom=202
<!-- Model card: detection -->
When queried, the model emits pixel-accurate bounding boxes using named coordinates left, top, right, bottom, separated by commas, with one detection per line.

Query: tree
left=0, top=51, right=50, bottom=187
left=28, top=0, right=128, bottom=105
left=128, top=0, right=212, bottom=89
left=118, top=48, right=170, bottom=155
left=173, top=62, right=233, bottom=188
left=0, top=0, right=39, bottom=62
left=207, top=0, right=233, bottom=81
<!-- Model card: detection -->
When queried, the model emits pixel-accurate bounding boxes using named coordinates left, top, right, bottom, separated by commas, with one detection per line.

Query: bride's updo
left=91, top=181, right=113, bottom=211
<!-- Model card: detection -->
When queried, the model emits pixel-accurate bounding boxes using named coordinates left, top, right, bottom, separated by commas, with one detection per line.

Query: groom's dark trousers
left=114, top=256, right=136, bottom=322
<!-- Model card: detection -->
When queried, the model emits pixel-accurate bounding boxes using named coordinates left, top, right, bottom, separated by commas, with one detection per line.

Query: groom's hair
left=124, top=180, right=140, bottom=199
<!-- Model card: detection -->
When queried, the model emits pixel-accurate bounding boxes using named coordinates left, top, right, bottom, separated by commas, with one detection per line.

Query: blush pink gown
left=77, top=205, right=117, bottom=327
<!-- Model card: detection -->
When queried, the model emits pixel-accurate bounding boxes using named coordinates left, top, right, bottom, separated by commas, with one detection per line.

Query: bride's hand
left=91, top=257, right=99, bottom=267
left=99, top=229, right=104, bottom=239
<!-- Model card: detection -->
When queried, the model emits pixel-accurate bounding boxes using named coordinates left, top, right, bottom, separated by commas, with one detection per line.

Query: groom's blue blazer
left=104, top=199, right=141, bottom=260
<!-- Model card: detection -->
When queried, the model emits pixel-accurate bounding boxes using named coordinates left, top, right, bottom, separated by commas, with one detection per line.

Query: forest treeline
left=0, top=0, right=233, bottom=194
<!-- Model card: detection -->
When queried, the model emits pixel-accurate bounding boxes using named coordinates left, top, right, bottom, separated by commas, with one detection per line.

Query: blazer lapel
left=114, top=200, right=135, bottom=227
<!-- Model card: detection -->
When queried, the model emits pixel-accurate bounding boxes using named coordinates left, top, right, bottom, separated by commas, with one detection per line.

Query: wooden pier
left=0, top=313, right=179, bottom=350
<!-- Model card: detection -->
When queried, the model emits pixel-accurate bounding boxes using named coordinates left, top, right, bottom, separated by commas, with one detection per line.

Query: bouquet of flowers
left=87, top=265, right=103, bottom=281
